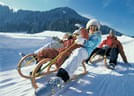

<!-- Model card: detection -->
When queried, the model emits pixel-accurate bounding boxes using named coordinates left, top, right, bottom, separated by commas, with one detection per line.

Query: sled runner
left=17, top=53, right=53, bottom=79
left=89, top=53, right=116, bottom=70
left=89, top=53, right=107, bottom=64
left=17, top=54, right=37, bottom=79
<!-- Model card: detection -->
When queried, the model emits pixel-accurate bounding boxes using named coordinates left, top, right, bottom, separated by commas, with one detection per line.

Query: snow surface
left=0, top=2, right=5, bottom=6
left=0, top=31, right=134, bottom=96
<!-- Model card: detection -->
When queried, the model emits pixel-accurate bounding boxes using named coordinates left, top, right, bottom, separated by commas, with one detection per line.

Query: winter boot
left=107, top=63, right=115, bottom=70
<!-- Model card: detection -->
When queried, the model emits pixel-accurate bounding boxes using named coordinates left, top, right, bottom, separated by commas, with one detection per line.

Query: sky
left=0, top=0, right=134, bottom=36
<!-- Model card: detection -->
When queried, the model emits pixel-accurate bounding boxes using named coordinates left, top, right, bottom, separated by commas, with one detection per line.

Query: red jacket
left=99, top=36, right=128, bottom=63
left=99, top=36, right=115, bottom=48
left=58, top=37, right=75, bottom=52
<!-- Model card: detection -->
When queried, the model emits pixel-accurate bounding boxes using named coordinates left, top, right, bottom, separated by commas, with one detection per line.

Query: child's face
left=89, top=25, right=97, bottom=33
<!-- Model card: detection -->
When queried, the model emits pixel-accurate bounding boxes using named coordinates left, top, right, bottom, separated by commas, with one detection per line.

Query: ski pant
left=87, top=47, right=119, bottom=65
left=109, top=48, right=119, bottom=65
left=85, top=47, right=110, bottom=63
left=57, top=47, right=88, bottom=82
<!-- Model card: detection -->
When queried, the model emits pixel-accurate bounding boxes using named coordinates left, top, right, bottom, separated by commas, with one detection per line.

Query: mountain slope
left=0, top=4, right=122, bottom=36
left=0, top=5, right=88, bottom=33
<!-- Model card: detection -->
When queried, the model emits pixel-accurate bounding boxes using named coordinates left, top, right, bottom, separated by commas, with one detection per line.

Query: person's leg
left=32, top=48, right=58, bottom=74
left=109, top=48, right=119, bottom=65
left=105, top=48, right=111, bottom=57
left=85, top=48, right=103, bottom=63
left=103, top=48, right=111, bottom=65
left=58, top=48, right=88, bottom=82
left=36, top=48, right=59, bottom=61
left=90, top=48, right=100, bottom=56
left=97, top=48, right=106, bottom=56
left=56, top=68, right=70, bottom=82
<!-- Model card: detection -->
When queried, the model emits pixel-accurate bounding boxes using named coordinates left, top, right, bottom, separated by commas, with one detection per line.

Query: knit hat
left=86, top=19, right=100, bottom=30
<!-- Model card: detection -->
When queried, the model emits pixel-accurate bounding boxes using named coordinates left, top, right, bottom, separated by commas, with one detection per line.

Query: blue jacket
left=83, top=31, right=101, bottom=56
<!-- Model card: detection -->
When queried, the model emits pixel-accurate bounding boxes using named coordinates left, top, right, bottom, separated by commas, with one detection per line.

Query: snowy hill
left=0, top=31, right=134, bottom=96
left=0, top=31, right=65, bottom=71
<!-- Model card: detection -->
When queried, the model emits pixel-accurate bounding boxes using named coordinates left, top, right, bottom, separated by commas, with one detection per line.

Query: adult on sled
left=17, top=33, right=76, bottom=79
left=35, top=33, right=75, bottom=62
left=35, top=19, right=101, bottom=95
left=32, top=33, right=75, bottom=73
left=89, top=30, right=128, bottom=69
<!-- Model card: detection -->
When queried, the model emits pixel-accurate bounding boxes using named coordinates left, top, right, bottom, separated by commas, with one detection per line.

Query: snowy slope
left=0, top=31, right=134, bottom=96
left=0, top=31, right=65, bottom=71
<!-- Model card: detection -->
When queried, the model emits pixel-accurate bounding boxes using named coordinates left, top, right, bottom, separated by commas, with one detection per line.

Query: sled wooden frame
left=31, top=58, right=54, bottom=89
left=89, top=51, right=117, bottom=70
left=31, top=43, right=77, bottom=89
left=17, top=54, right=54, bottom=79
left=31, top=52, right=64, bottom=89
left=89, top=53, right=107, bottom=66
left=17, top=54, right=36, bottom=79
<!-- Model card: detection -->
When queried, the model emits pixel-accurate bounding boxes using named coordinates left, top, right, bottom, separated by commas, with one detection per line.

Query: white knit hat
left=86, top=19, right=101, bottom=30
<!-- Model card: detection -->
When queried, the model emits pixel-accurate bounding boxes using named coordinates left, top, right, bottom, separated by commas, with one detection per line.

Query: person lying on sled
left=35, top=33, right=75, bottom=62
left=87, top=30, right=128, bottom=69
left=29, top=33, right=76, bottom=74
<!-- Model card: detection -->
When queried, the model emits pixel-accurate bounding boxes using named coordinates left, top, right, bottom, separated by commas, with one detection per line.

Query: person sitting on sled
left=34, top=19, right=102, bottom=95
left=88, top=30, right=128, bottom=69
left=56, top=19, right=101, bottom=82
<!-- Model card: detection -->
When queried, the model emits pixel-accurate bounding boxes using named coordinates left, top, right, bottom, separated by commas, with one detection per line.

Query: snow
left=62, top=10, right=66, bottom=14
left=0, top=1, right=5, bottom=6
left=0, top=2, right=18, bottom=12
left=0, top=31, right=134, bottom=96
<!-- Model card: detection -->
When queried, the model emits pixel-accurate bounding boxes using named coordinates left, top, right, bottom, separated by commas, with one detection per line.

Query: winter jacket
left=58, top=37, right=75, bottom=52
left=98, top=36, right=128, bottom=63
left=99, top=36, right=113, bottom=48
left=84, top=31, right=101, bottom=56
